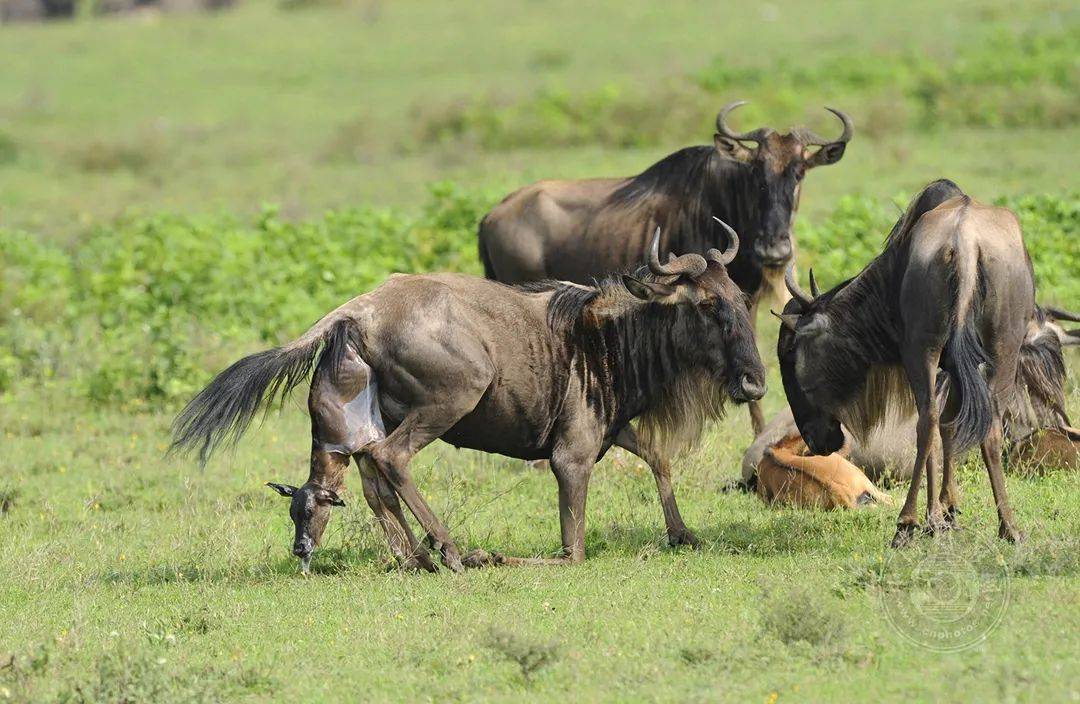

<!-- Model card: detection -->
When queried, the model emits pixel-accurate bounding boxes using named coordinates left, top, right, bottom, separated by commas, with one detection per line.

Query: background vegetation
left=0, top=0, right=1077, bottom=701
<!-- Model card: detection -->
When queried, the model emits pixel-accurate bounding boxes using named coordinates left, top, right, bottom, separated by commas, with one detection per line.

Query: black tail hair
left=940, top=268, right=994, bottom=452
left=170, top=318, right=354, bottom=465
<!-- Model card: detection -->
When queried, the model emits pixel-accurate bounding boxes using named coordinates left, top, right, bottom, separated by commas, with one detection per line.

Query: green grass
left=1, top=381, right=1078, bottom=702
left=2, top=0, right=1079, bottom=701
left=0, top=0, right=1076, bottom=231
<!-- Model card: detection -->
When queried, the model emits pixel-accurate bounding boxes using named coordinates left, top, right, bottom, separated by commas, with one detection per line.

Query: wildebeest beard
left=518, top=273, right=734, bottom=458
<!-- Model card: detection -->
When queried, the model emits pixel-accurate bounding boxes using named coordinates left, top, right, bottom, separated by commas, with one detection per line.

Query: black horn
left=706, top=216, right=740, bottom=266
left=1046, top=306, right=1080, bottom=323
left=648, top=227, right=708, bottom=277
left=802, top=107, right=854, bottom=146
left=808, top=268, right=821, bottom=298
left=716, top=101, right=770, bottom=143
left=784, top=264, right=814, bottom=310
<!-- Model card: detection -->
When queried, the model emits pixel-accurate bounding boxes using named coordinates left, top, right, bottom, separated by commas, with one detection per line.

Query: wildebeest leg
left=613, top=425, right=698, bottom=548
left=980, top=416, right=1023, bottom=543
left=466, top=440, right=598, bottom=568
left=939, top=425, right=960, bottom=527
left=354, top=453, right=437, bottom=573
left=549, top=450, right=594, bottom=563
left=893, top=354, right=940, bottom=548
left=368, top=405, right=482, bottom=573
left=924, top=438, right=949, bottom=534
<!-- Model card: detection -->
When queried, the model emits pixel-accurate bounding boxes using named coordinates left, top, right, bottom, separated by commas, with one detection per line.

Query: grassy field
left=1, top=0, right=1079, bottom=701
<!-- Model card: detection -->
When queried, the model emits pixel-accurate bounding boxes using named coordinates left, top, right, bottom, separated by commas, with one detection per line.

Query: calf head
left=713, top=101, right=853, bottom=270
left=775, top=266, right=846, bottom=455
left=622, top=220, right=767, bottom=403
left=266, top=481, right=346, bottom=573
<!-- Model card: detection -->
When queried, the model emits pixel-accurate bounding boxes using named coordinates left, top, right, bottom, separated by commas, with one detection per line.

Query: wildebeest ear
left=714, top=134, right=754, bottom=162
left=266, top=482, right=298, bottom=498
left=771, top=310, right=800, bottom=332
left=623, top=275, right=676, bottom=301
left=801, top=313, right=831, bottom=336
left=806, top=142, right=846, bottom=168
left=316, top=488, right=346, bottom=507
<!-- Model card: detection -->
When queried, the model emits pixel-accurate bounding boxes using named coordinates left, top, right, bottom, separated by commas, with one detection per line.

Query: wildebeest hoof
left=890, top=523, right=919, bottom=548
left=441, top=548, right=466, bottom=573
left=999, top=524, right=1025, bottom=543
left=924, top=515, right=952, bottom=536
left=667, top=530, right=700, bottom=550
left=462, top=549, right=507, bottom=568
left=398, top=554, right=439, bottom=573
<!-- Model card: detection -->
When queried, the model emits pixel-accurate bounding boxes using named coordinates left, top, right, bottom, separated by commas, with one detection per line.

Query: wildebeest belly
left=438, top=386, right=568, bottom=460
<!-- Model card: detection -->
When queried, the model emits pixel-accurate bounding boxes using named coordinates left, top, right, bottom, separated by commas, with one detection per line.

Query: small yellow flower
left=766, top=692, right=779, bottom=704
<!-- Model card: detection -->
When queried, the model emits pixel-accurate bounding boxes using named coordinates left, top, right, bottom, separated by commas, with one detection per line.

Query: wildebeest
left=172, top=226, right=766, bottom=572
left=478, top=101, right=853, bottom=434
left=776, top=179, right=1035, bottom=546
left=745, top=302, right=1077, bottom=486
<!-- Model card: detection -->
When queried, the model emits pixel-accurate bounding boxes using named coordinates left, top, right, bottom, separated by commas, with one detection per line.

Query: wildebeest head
left=622, top=220, right=767, bottom=403
left=713, top=101, right=853, bottom=270
left=774, top=266, right=845, bottom=455
left=266, top=481, right=345, bottom=573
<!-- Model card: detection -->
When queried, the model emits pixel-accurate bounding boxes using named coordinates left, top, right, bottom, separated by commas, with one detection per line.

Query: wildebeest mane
left=608, top=146, right=716, bottom=211
left=1007, top=309, right=1070, bottom=436
left=516, top=279, right=600, bottom=335
left=602, top=147, right=758, bottom=282
left=521, top=272, right=728, bottom=457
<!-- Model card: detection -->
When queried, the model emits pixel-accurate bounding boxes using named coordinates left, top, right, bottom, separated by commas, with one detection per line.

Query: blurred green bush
left=1, top=184, right=1075, bottom=406
left=415, top=26, right=1079, bottom=150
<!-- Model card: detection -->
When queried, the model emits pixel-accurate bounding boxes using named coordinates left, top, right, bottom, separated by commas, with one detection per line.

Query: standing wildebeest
left=478, top=101, right=853, bottom=434
left=776, top=179, right=1035, bottom=546
left=172, top=227, right=766, bottom=572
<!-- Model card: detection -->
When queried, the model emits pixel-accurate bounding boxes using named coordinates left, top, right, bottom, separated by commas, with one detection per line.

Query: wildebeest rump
left=171, top=229, right=766, bottom=572
left=478, top=102, right=853, bottom=434
left=776, top=179, right=1036, bottom=546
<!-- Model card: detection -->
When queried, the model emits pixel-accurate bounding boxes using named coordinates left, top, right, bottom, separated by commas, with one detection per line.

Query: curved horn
left=1046, top=305, right=1080, bottom=323
left=716, top=101, right=769, bottom=143
left=648, top=227, right=708, bottom=278
left=785, top=264, right=814, bottom=310
left=808, top=268, right=820, bottom=298
left=802, top=107, right=854, bottom=146
left=706, top=216, right=740, bottom=266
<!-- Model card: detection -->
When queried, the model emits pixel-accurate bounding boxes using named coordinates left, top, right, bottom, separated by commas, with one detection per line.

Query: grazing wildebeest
left=775, top=179, right=1035, bottom=546
left=172, top=226, right=766, bottom=572
left=478, top=101, right=853, bottom=434
left=743, top=301, right=1077, bottom=486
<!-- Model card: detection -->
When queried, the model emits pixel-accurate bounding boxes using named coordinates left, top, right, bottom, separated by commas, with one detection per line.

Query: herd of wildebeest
left=171, top=102, right=1079, bottom=573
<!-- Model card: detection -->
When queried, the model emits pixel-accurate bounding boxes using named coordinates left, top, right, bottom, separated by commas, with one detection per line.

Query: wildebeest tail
left=940, top=211, right=993, bottom=452
left=170, top=308, right=358, bottom=465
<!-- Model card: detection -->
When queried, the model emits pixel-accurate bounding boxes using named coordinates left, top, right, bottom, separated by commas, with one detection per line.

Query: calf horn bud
left=648, top=227, right=708, bottom=278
